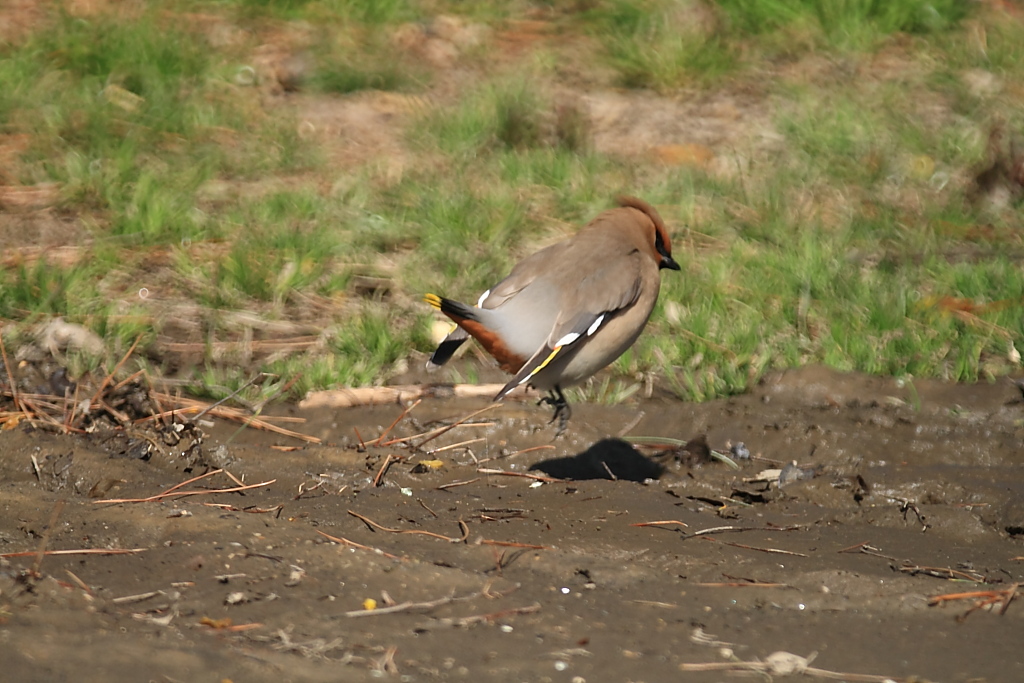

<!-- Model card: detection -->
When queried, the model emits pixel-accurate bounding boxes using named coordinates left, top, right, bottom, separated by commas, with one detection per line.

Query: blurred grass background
left=0, top=0, right=1021, bottom=404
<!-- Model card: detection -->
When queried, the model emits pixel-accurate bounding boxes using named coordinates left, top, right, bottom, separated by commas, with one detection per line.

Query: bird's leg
left=538, top=386, right=571, bottom=437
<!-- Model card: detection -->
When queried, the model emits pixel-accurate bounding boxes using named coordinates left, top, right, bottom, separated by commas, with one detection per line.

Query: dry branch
left=94, top=469, right=275, bottom=504
left=415, top=603, right=541, bottom=630
left=315, top=529, right=403, bottom=560
left=146, top=392, right=320, bottom=443
left=477, top=468, right=561, bottom=483
left=348, top=510, right=469, bottom=543
left=701, top=536, right=808, bottom=557
left=299, top=383, right=528, bottom=409
left=680, top=650, right=909, bottom=681
left=0, top=548, right=146, bottom=558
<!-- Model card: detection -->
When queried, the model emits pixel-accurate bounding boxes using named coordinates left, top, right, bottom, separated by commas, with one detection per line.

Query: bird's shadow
left=529, top=438, right=664, bottom=482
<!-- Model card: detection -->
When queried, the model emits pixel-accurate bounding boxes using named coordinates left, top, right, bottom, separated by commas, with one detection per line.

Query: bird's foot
left=538, top=388, right=571, bottom=438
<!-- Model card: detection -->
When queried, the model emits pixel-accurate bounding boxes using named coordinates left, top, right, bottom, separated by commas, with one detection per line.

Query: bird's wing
left=493, top=248, right=647, bottom=400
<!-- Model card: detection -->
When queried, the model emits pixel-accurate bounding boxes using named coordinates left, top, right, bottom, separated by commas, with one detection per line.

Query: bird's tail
left=423, top=293, right=481, bottom=323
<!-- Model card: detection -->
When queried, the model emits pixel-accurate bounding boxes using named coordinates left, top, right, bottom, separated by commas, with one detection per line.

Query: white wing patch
left=586, top=314, right=606, bottom=336
left=554, top=332, right=581, bottom=347
left=476, top=289, right=491, bottom=307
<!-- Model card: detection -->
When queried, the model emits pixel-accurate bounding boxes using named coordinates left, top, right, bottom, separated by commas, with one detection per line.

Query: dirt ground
left=1, top=365, right=1023, bottom=683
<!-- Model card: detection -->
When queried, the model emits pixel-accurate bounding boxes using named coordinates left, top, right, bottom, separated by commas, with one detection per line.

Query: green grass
left=1, top=0, right=1023, bottom=407
left=583, top=0, right=969, bottom=89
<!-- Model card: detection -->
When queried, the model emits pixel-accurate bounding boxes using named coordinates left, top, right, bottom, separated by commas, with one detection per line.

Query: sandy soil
left=2, top=365, right=1022, bottom=682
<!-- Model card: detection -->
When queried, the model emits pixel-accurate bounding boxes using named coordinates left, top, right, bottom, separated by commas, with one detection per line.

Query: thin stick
left=694, top=581, right=789, bottom=587
left=899, top=564, right=987, bottom=582
left=428, top=438, right=486, bottom=454
left=112, top=590, right=164, bottom=605
left=631, top=520, right=690, bottom=529
left=64, top=382, right=79, bottom=431
left=417, top=603, right=541, bottom=629
left=477, top=468, right=561, bottom=482
left=344, top=591, right=466, bottom=618
left=20, top=396, right=66, bottom=430
left=0, top=328, right=21, bottom=411
left=380, top=421, right=493, bottom=447
left=412, top=404, right=500, bottom=450
left=679, top=660, right=904, bottom=682
left=94, top=479, right=275, bottom=504
left=476, top=540, right=549, bottom=549
left=477, top=444, right=555, bottom=464
left=347, top=510, right=468, bottom=543
left=686, top=525, right=804, bottom=538
left=1, top=548, right=146, bottom=558
left=110, top=368, right=146, bottom=393
left=191, top=372, right=266, bottom=422
left=154, top=469, right=223, bottom=497
left=315, top=530, right=402, bottom=561
left=222, top=469, right=245, bottom=487
left=88, top=334, right=143, bottom=409
left=64, top=569, right=93, bottom=595
left=371, top=399, right=421, bottom=446
left=701, top=536, right=808, bottom=557
left=436, top=478, right=481, bottom=490
left=373, top=454, right=400, bottom=488
left=928, top=586, right=1018, bottom=604
left=141, top=394, right=321, bottom=443
left=32, top=499, right=65, bottom=576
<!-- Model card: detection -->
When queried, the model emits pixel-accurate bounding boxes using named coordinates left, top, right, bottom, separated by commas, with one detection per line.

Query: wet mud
left=2, top=366, right=1023, bottom=682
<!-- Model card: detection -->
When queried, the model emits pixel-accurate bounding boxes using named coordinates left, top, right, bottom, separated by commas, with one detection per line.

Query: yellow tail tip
left=423, top=293, right=442, bottom=310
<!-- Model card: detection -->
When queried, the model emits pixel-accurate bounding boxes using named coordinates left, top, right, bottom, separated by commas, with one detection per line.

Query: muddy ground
left=1, top=365, right=1023, bottom=683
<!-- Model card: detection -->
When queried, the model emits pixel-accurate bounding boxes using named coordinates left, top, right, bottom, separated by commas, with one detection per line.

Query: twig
left=298, top=383, right=529, bottom=409
left=694, top=581, right=789, bottom=588
left=372, top=645, right=399, bottom=676
left=631, top=520, right=689, bottom=529
left=412, top=404, right=501, bottom=450
left=344, top=591, right=471, bottom=617
left=416, top=603, right=541, bottom=630
left=87, top=334, right=143, bottom=411
left=477, top=468, right=561, bottom=483
left=32, top=499, right=66, bottom=576
left=686, top=525, right=804, bottom=538
left=371, top=399, right=420, bottom=446
left=701, top=536, right=808, bottom=557
left=475, top=540, right=549, bottom=549
left=142, top=393, right=321, bottom=443
left=428, top=437, right=486, bottom=454
left=0, top=329, right=20, bottom=412
left=94, top=473, right=275, bottom=504
left=436, top=478, right=481, bottom=490
left=680, top=651, right=906, bottom=682
left=836, top=541, right=899, bottom=561
left=347, top=510, right=469, bottom=543
left=899, top=564, right=988, bottom=583
left=112, top=590, right=165, bottom=605
left=64, top=569, right=93, bottom=595
left=315, top=530, right=402, bottom=561
left=192, top=372, right=268, bottom=423
left=928, top=584, right=1019, bottom=620
left=202, top=503, right=283, bottom=514
left=0, top=548, right=146, bottom=558
left=110, top=369, right=146, bottom=393
left=477, top=444, right=555, bottom=464
left=368, top=454, right=399, bottom=485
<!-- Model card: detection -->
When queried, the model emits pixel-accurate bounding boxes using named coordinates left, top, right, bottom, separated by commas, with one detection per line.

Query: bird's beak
left=660, top=255, right=681, bottom=271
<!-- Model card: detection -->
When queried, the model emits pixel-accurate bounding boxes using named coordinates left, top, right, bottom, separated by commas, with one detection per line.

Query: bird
left=424, top=196, right=680, bottom=435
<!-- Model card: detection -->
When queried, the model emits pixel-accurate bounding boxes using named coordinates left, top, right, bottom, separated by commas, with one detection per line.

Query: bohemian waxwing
left=425, top=195, right=680, bottom=434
